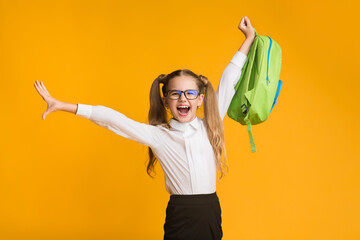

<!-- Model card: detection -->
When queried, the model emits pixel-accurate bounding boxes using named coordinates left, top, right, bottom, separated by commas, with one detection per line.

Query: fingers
left=34, top=80, right=50, bottom=97
left=34, top=80, right=52, bottom=120
left=240, top=16, right=245, bottom=25
left=240, top=16, right=251, bottom=27
left=42, top=111, right=47, bottom=120
left=239, top=16, right=251, bottom=30
left=34, top=80, right=45, bottom=97
left=245, top=16, right=252, bottom=26
left=37, top=80, right=47, bottom=94
left=40, top=81, right=50, bottom=95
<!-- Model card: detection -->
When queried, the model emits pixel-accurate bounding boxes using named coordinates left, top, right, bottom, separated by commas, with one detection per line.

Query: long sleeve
left=216, top=51, right=247, bottom=120
left=76, top=103, right=161, bottom=148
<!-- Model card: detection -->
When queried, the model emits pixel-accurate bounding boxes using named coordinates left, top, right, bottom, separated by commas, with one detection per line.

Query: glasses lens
left=185, top=90, right=199, bottom=99
left=167, top=90, right=180, bottom=99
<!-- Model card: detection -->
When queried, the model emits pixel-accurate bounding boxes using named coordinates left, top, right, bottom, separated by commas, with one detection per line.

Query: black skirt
left=163, top=191, right=223, bottom=240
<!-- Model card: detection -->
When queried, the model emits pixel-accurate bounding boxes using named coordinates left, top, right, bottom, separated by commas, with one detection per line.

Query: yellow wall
left=1, top=0, right=359, bottom=239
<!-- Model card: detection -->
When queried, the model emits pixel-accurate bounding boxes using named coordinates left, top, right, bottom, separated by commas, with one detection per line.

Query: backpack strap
left=244, top=115, right=257, bottom=152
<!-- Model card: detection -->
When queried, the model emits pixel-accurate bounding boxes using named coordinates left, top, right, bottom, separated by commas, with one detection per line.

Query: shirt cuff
left=230, top=51, right=247, bottom=68
left=76, top=103, right=92, bottom=119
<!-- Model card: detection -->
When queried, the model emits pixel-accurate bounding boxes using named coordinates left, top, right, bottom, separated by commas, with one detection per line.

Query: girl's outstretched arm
left=216, top=16, right=255, bottom=120
left=75, top=103, right=162, bottom=147
left=34, top=80, right=162, bottom=148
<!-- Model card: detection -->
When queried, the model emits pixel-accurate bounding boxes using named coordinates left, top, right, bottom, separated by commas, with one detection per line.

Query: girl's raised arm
left=216, top=16, right=255, bottom=120
left=34, top=80, right=162, bottom=148
left=237, top=16, right=255, bottom=56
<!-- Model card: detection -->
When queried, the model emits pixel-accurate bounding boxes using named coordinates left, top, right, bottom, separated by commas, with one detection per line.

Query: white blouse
left=75, top=51, right=247, bottom=195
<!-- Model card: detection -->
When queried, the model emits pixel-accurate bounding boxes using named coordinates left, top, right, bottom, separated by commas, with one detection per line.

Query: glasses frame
left=165, top=89, right=200, bottom=100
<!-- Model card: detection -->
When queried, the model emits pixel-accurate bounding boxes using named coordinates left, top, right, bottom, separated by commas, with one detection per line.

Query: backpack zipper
left=266, top=36, right=272, bottom=85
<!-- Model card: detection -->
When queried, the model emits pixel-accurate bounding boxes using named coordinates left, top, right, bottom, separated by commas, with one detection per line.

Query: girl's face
left=162, top=75, right=204, bottom=123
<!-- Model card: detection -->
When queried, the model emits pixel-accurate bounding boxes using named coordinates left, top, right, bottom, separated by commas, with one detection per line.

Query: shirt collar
left=169, top=117, right=200, bottom=132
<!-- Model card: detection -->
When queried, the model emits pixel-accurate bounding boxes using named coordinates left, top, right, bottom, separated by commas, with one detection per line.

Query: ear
left=197, top=93, right=204, bottom=107
left=162, top=96, right=168, bottom=108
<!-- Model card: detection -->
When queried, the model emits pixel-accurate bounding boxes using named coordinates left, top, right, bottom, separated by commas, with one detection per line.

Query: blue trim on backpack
left=266, top=36, right=272, bottom=85
left=270, top=80, right=282, bottom=113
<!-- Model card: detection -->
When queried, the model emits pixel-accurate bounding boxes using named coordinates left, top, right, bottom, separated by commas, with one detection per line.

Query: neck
left=173, top=115, right=197, bottom=123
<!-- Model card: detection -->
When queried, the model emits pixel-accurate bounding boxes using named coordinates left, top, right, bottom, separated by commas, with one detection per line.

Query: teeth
left=178, top=106, right=189, bottom=108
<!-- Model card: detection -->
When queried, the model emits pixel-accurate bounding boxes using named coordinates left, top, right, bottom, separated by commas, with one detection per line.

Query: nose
left=179, top=92, right=187, bottom=101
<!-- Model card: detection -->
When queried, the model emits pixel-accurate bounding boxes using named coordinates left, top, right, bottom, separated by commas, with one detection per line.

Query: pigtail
left=147, top=74, right=169, bottom=178
left=199, top=75, right=228, bottom=180
left=148, top=74, right=168, bottom=126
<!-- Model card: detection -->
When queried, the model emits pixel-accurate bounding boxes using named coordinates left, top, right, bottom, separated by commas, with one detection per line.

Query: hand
left=34, top=80, right=62, bottom=120
left=238, top=16, right=255, bottom=40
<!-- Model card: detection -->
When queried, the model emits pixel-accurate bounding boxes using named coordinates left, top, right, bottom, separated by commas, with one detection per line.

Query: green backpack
left=227, top=28, right=283, bottom=152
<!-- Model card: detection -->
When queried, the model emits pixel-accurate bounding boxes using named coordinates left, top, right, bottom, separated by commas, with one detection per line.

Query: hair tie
left=198, top=75, right=209, bottom=86
left=158, top=74, right=167, bottom=84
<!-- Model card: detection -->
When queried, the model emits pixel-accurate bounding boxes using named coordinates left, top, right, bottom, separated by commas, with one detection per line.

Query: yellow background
left=1, top=0, right=359, bottom=239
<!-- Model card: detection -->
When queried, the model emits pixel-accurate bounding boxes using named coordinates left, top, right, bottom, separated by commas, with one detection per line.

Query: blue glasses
left=166, top=90, right=200, bottom=100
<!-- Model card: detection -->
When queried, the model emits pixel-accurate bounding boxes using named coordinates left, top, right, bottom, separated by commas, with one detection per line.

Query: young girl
left=34, top=16, right=255, bottom=240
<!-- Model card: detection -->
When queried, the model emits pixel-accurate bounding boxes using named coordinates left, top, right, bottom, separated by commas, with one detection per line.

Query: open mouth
left=177, top=106, right=190, bottom=116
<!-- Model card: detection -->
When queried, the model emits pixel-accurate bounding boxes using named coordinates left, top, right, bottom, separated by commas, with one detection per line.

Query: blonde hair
left=147, top=69, right=228, bottom=180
